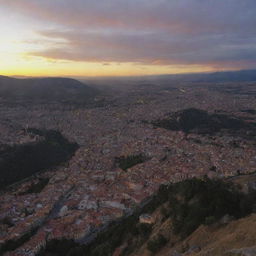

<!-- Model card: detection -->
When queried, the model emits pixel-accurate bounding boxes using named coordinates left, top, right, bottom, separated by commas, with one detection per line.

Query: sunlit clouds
left=0, top=0, right=256, bottom=77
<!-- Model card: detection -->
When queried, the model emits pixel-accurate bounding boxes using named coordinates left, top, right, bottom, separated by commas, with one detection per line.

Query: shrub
left=137, top=223, right=152, bottom=238
left=0, top=129, right=78, bottom=189
left=168, top=178, right=256, bottom=238
left=115, top=154, right=147, bottom=170
left=147, top=234, right=167, bottom=254
left=19, top=178, right=49, bottom=195
left=204, top=216, right=217, bottom=225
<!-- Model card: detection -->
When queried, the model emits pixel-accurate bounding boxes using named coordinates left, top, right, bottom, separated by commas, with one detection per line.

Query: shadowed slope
left=0, top=76, right=97, bottom=103
left=152, top=108, right=256, bottom=138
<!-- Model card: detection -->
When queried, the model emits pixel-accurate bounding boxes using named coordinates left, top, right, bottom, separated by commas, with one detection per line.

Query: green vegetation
left=147, top=234, right=167, bottom=254
left=0, top=216, right=13, bottom=227
left=19, top=178, right=49, bottom=195
left=0, top=129, right=78, bottom=188
left=115, top=153, right=147, bottom=170
left=152, top=108, right=256, bottom=138
left=164, top=178, right=256, bottom=238
left=42, top=239, right=78, bottom=255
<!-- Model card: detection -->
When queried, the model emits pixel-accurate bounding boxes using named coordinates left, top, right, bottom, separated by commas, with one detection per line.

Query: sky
left=0, top=0, right=256, bottom=77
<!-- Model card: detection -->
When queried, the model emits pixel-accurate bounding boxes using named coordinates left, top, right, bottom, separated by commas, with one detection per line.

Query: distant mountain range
left=1, top=70, right=255, bottom=103
left=0, top=76, right=97, bottom=103
left=147, top=69, right=256, bottom=82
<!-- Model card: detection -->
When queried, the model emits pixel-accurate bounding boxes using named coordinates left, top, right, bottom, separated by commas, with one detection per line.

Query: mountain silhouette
left=0, top=76, right=97, bottom=103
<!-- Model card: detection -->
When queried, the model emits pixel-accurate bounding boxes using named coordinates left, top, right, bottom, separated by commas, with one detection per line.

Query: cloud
left=2, top=0, right=255, bottom=34
left=28, top=29, right=256, bottom=68
left=1, top=0, right=256, bottom=69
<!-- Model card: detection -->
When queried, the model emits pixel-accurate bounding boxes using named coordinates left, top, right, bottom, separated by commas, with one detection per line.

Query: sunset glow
left=0, top=1, right=256, bottom=77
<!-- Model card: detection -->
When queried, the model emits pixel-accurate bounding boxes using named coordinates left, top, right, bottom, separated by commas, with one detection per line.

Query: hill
left=0, top=128, right=78, bottom=189
left=35, top=175, right=256, bottom=256
left=0, top=76, right=97, bottom=103
left=135, top=69, right=256, bottom=84
left=152, top=108, right=256, bottom=139
left=189, top=69, right=256, bottom=83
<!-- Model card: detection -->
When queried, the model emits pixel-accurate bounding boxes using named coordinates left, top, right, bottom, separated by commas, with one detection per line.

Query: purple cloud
left=1, top=0, right=256, bottom=69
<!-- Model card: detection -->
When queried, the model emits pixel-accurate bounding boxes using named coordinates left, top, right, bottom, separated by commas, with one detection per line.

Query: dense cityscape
left=0, top=79, right=256, bottom=255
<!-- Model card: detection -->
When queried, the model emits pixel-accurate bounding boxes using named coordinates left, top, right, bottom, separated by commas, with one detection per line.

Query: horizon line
left=2, top=68, right=256, bottom=80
